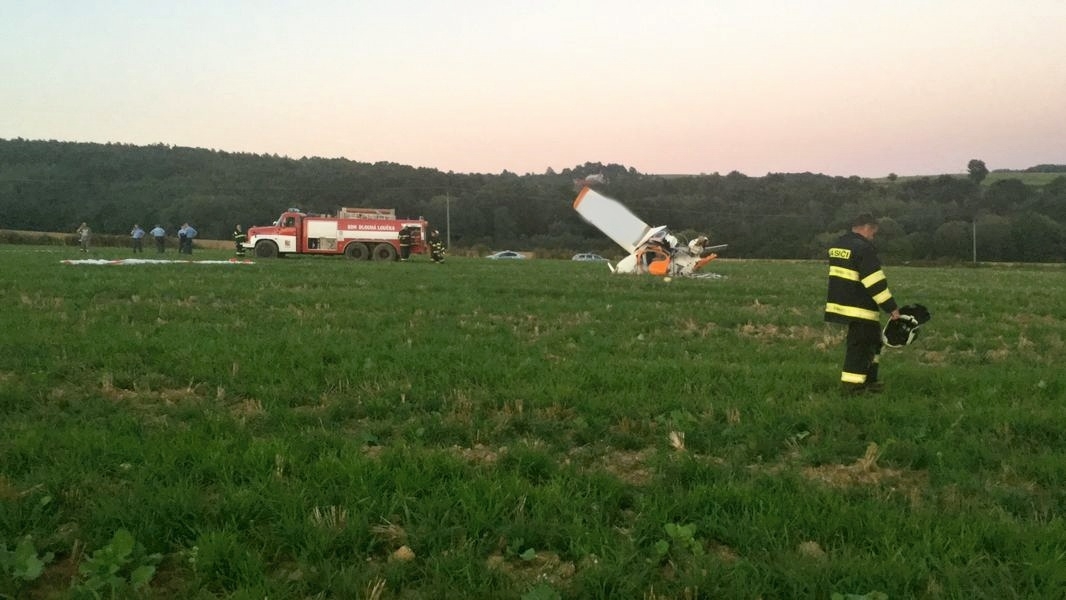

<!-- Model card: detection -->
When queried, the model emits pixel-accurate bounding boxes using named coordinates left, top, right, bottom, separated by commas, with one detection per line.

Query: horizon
left=3, top=2, right=1065, bottom=178
left=4, top=135, right=1060, bottom=179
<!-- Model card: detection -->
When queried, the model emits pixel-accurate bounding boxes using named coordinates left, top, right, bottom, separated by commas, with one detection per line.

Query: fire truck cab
left=244, top=208, right=430, bottom=260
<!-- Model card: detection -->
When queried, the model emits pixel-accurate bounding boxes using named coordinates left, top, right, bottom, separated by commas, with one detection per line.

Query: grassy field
left=981, top=171, right=1065, bottom=187
left=1, top=245, right=1064, bottom=599
left=871, top=171, right=1064, bottom=187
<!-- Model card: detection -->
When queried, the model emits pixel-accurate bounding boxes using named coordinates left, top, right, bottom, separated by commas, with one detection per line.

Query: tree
left=980, top=178, right=1030, bottom=215
left=973, top=215, right=1013, bottom=261
left=933, top=221, right=972, bottom=260
left=1011, top=212, right=1063, bottom=262
left=967, top=159, right=989, bottom=184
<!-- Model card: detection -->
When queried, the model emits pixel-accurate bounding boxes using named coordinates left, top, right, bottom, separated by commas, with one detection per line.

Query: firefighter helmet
left=882, top=304, right=931, bottom=348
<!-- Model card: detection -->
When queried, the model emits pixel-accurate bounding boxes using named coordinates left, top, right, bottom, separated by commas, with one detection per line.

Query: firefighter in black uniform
left=825, top=213, right=901, bottom=394
left=398, top=226, right=414, bottom=261
left=428, top=229, right=446, bottom=263
left=233, top=224, right=247, bottom=257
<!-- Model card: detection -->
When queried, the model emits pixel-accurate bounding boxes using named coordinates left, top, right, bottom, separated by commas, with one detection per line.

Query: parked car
left=571, top=253, right=609, bottom=262
left=485, top=250, right=526, bottom=260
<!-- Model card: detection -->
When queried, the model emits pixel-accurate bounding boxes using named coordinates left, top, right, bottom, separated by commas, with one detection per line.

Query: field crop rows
left=1, top=246, right=1064, bottom=598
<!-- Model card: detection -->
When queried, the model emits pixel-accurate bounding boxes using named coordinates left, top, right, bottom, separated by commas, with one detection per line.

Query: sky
left=3, top=0, right=1065, bottom=177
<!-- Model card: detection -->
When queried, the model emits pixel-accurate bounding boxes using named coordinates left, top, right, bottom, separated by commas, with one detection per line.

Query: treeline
left=2, top=138, right=1065, bottom=262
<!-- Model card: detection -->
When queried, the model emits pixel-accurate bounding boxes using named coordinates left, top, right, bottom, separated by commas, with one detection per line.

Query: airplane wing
left=572, top=187, right=652, bottom=253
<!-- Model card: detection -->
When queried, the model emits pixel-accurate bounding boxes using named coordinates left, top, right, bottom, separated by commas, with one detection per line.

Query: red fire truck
left=243, top=207, right=430, bottom=260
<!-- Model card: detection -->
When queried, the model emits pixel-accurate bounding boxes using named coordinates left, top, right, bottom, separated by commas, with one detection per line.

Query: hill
left=2, top=138, right=1065, bottom=262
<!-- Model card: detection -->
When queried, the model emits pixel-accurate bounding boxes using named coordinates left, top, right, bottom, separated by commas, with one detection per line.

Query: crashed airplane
left=572, top=186, right=726, bottom=277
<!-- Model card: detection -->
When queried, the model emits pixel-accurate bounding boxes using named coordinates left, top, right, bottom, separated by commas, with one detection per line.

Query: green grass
left=2, top=246, right=1065, bottom=598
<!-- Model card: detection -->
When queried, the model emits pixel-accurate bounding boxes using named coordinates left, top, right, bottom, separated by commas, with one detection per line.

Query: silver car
left=486, top=250, right=526, bottom=260
left=571, top=253, right=608, bottom=262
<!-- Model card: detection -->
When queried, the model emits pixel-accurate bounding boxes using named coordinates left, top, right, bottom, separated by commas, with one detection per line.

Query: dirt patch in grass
left=449, top=444, right=502, bottom=465
left=0, top=474, right=23, bottom=501
left=602, top=448, right=656, bottom=486
left=569, top=446, right=657, bottom=486
left=802, top=442, right=928, bottom=505
left=711, top=541, right=740, bottom=563
left=917, top=350, right=949, bottom=364
left=231, top=398, right=266, bottom=419
left=486, top=550, right=576, bottom=588
left=676, top=317, right=718, bottom=338
left=99, top=377, right=203, bottom=405
left=28, top=550, right=81, bottom=600
left=737, top=323, right=827, bottom=345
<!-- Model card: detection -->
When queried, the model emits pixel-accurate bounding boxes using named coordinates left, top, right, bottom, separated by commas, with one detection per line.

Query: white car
left=571, top=253, right=609, bottom=262
left=485, top=250, right=526, bottom=260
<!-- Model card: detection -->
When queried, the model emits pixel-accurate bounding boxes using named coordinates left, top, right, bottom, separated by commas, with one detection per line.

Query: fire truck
left=243, top=207, right=430, bottom=260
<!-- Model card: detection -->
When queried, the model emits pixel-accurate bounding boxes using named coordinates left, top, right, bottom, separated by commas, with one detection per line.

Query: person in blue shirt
left=149, top=225, right=166, bottom=253
left=180, top=223, right=198, bottom=254
left=130, top=224, right=145, bottom=253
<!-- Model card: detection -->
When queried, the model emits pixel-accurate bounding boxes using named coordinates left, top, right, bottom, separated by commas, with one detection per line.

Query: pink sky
left=3, top=1, right=1064, bottom=177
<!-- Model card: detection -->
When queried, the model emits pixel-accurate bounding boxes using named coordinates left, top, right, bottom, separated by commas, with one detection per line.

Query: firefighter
left=398, top=226, right=413, bottom=261
left=824, top=213, right=901, bottom=394
left=233, top=224, right=247, bottom=257
left=428, top=229, right=446, bottom=263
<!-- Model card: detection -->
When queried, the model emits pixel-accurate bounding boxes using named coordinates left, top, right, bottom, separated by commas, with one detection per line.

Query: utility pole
left=445, top=193, right=451, bottom=249
left=972, top=219, right=977, bottom=265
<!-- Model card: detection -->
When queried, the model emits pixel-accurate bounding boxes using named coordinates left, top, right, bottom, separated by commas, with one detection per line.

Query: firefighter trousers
left=842, top=320, right=882, bottom=385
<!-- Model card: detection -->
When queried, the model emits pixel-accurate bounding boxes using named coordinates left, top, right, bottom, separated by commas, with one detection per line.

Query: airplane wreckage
left=572, top=186, right=727, bottom=278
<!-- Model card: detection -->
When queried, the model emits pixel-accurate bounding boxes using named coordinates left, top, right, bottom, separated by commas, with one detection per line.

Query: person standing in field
left=177, top=223, right=188, bottom=254
left=181, top=223, right=197, bottom=254
left=398, top=226, right=414, bottom=261
left=233, top=224, right=246, bottom=257
left=130, top=224, right=145, bottom=253
left=428, top=229, right=446, bottom=263
left=76, top=222, right=91, bottom=252
left=149, top=224, right=166, bottom=253
left=825, top=213, right=901, bottom=394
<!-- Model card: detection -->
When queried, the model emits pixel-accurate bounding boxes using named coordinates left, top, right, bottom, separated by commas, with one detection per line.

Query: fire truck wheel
left=344, top=242, right=370, bottom=260
left=372, top=243, right=398, bottom=261
left=255, top=241, right=279, bottom=258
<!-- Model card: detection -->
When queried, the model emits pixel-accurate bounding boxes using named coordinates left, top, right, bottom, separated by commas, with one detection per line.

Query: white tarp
left=61, top=259, right=255, bottom=265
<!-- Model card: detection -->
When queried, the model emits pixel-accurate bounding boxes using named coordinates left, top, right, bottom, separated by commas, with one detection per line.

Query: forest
left=1, top=138, right=1064, bottom=262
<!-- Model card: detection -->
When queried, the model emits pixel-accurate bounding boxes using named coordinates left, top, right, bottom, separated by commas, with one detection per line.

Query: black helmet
left=882, top=304, right=931, bottom=348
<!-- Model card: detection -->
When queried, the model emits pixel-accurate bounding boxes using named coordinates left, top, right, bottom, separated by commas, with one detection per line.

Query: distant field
left=873, top=171, right=1064, bottom=187
left=2, top=246, right=1064, bottom=598
left=982, top=171, right=1065, bottom=186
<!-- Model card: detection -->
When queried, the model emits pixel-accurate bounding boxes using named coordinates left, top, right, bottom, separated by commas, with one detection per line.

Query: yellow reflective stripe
left=861, top=270, right=886, bottom=288
left=829, top=266, right=859, bottom=281
left=872, top=289, right=893, bottom=305
left=841, top=371, right=867, bottom=384
left=826, top=303, right=879, bottom=321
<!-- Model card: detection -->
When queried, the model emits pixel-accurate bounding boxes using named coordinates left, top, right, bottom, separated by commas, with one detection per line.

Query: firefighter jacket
left=825, top=231, right=898, bottom=324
